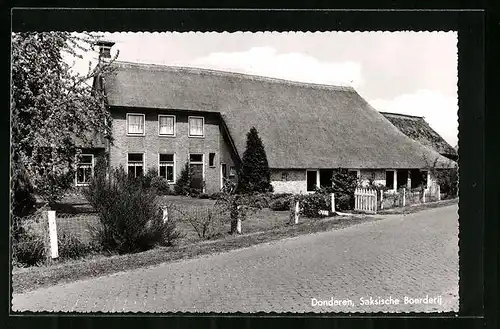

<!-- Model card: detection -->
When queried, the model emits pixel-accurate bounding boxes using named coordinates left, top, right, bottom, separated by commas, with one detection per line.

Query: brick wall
left=108, top=108, right=237, bottom=194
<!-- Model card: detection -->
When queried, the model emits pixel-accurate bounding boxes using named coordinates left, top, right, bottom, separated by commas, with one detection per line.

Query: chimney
left=96, top=40, right=115, bottom=60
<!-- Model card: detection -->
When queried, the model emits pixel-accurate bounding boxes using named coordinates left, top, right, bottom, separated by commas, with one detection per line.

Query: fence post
left=47, top=210, right=59, bottom=259
left=162, top=206, right=169, bottom=223
left=402, top=188, right=406, bottom=207
left=294, top=200, right=300, bottom=224
left=330, top=193, right=336, bottom=213
left=236, top=218, right=242, bottom=234
left=437, top=185, right=441, bottom=201
left=422, top=188, right=426, bottom=203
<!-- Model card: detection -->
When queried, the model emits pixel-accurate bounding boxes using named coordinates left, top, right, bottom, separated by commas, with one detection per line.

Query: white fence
left=355, top=184, right=442, bottom=214
left=354, top=188, right=378, bottom=213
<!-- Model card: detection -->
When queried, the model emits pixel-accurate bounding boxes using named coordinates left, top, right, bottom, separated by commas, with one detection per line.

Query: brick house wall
left=271, top=169, right=307, bottom=194
left=107, top=108, right=238, bottom=194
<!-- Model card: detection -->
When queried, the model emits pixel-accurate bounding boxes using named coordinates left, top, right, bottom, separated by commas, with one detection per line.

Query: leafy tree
left=236, top=127, right=273, bottom=194
left=11, top=32, right=117, bottom=206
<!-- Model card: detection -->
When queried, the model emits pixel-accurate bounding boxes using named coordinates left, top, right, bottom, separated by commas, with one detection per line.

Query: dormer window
left=188, top=116, right=204, bottom=137
left=127, top=113, right=145, bottom=135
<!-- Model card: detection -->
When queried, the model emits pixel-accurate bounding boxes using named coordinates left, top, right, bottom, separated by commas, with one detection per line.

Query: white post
left=47, top=210, right=58, bottom=259
left=437, top=185, right=441, bottom=201
left=407, top=170, right=412, bottom=189
left=380, top=190, right=384, bottom=210
left=330, top=193, right=335, bottom=213
left=236, top=218, right=242, bottom=234
left=162, top=206, right=169, bottom=223
left=402, top=188, right=406, bottom=207
left=422, top=188, right=426, bottom=203
left=427, top=171, right=431, bottom=189
left=294, top=201, right=300, bottom=224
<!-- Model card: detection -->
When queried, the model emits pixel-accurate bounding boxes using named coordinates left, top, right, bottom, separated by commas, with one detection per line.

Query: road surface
left=12, top=204, right=459, bottom=313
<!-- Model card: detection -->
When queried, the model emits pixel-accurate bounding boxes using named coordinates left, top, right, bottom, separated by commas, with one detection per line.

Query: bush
left=298, top=193, right=330, bottom=218
left=12, top=161, right=36, bottom=218
left=198, top=193, right=210, bottom=199
left=83, top=166, right=182, bottom=254
left=150, top=176, right=171, bottom=195
left=12, top=212, right=48, bottom=266
left=174, top=162, right=192, bottom=196
left=434, top=167, right=458, bottom=199
left=57, top=230, right=94, bottom=260
left=170, top=205, right=225, bottom=240
left=269, top=197, right=292, bottom=211
left=208, top=192, right=223, bottom=200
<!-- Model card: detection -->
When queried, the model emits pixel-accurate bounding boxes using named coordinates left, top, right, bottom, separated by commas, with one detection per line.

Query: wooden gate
left=354, top=188, right=378, bottom=213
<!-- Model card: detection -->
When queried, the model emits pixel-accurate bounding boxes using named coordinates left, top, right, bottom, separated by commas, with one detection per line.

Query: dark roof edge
left=379, top=111, right=424, bottom=119
left=111, top=60, right=358, bottom=93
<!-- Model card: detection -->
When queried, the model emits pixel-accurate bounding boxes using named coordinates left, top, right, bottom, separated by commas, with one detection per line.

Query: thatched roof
left=102, top=61, right=455, bottom=169
left=380, top=112, right=458, bottom=161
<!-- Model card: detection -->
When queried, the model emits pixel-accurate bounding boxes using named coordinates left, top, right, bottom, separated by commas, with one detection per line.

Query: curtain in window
left=159, top=116, right=174, bottom=135
left=128, top=115, right=144, bottom=134
left=189, top=118, right=203, bottom=136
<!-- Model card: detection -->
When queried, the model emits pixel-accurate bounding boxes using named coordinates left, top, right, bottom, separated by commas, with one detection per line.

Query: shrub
left=198, top=193, right=210, bottom=199
left=57, top=230, right=94, bottom=260
left=236, top=127, right=273, bottom=194
left=150, top=176, right=171, bottom=195
left=298, top=193, right=330, bottom=218
left=83, top=166, right=182, bottom=254
left=170, top=204, right=225, bottom=240
left=11, top=161, right=36, bottom=218
left=434, top=167, right=459, bottom=199
left=141, top=168, right=158, bottom=189
left=12, top=212, right=48, bottom=266
left=208, top=192, right=223, bottom=200
left=174, top=162, right=192, bottom=196
left=269, top=197, right=292, bottom=211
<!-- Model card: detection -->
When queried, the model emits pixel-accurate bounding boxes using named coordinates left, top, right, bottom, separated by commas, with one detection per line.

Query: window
left=188, top=116, right=204, bottom=137
left=282, top=172, right=289, bottom=181
left=127, top=153, right=144, bottom=178
left=209, top=153, right=215, bottom=167
left=127, top=113, right=145, bottom=135
left=159, top=154, right=175, bottom=182
left=76, top=154, right=94, bottom=186
left=190, top=154, right=203, bottom=163
left=158, top=115, right=175, bottom=136
left=229, top=166, right=236, bottom=177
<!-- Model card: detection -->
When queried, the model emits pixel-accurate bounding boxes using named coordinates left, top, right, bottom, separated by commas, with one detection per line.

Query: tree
left=174, top=162, right=192, bottom=196
left=236, top=127, right=273, bottom=194
left=11, top=32, right=117, bottom=206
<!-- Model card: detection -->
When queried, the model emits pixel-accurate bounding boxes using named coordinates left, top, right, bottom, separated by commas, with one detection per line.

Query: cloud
left=186, top=46, right=364, bottom=88
left=369, top=90, right=458, bottom=147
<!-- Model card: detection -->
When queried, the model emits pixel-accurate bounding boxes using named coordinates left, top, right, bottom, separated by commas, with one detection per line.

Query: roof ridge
left=112, top=60, right=357, bottom=92
left=380, top=111, right=424, bottom=119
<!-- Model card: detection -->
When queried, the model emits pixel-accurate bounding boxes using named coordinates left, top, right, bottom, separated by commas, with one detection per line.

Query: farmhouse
left=380, top=112, right=458, bottom=162
left=80, top=41, right=455, bottom=194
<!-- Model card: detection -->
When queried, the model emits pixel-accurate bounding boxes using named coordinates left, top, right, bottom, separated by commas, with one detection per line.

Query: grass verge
left=12, top=214, right=378, bottom=294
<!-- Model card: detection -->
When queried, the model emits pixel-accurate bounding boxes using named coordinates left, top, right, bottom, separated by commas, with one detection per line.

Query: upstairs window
left=127, top=153, right=144, bottom=178
left=158, top=115, right=175, bottom=136
left=76, top=154, right=94, bottom=186
left=188, top=116, right=204, bottom=137
left=127, top=113, right=145, bottom=135
left=159, top=154, right=175, bottom=182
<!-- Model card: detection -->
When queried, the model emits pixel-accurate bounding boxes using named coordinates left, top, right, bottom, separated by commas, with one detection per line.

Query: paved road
left=12, top=204, right=459, bottom=313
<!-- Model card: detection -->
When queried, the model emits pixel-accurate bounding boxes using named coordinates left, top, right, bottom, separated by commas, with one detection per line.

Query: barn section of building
left=98, top=60, right=456, bottom=194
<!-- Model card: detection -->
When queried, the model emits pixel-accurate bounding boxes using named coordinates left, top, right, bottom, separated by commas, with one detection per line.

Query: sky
left=70, top=31, right=458, bottom=147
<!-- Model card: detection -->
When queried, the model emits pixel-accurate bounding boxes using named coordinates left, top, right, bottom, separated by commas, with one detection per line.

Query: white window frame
left=306, top=169, right=320, bottom=193
left=158, top=153, right=176, bottom=183
left=189, top=153, right=205, bottom=193
left=126, top=113, right=146, bottom=136
left=188, top=116, right=205, bottom=138
left=127, top=152, right=145, bottom=178
left=158, top=114, right=176, bottom=137
left=75, top=154, right=94, bottom=186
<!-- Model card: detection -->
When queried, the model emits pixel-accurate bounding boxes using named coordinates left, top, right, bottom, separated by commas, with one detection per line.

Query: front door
left=189, top=154, right=204, bottom=192
left=307, top=170, right=317, bottom=192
